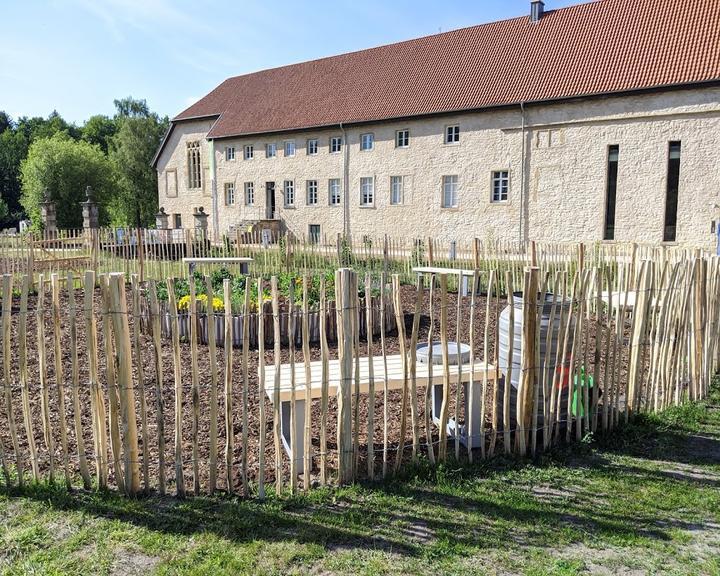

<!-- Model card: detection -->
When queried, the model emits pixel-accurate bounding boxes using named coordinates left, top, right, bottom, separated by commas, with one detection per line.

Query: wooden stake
left=319, top=277, right=330, bottom=485
left=302, top=274, right=312, bottom=490
left=257, top=278, right=266, bottom=498
left=147, top=280, right=166, bottom=494
left=1, top=275, right=22, bottom=486
left=166, top=278, right=185, bottom=497
left=272, top=276, right=283, bottom=494
left=205, top=276, right=218, bottom=494
left=108, top=273, right=141, bottom=495
left=67, top=272, right=91, bottom=489
left=223, top=279, right=234, bottom=494
left=51, top=273, right=72, bottom=488
left=19, top=274, right=40, bottom=481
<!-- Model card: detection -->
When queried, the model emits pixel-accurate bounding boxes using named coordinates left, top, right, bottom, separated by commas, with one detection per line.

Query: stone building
left=153, top=0, right=720, bottom=248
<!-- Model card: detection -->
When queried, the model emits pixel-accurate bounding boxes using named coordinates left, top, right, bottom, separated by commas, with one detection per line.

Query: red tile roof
left=175, top=0, right=720, bottom=139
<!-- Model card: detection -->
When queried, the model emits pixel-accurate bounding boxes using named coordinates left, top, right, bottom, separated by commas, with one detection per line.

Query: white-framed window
left=244, top=144, right=254, bottom=160
left=173, top=213, right=182, bottom=228
left=307, top=139, right=318, bottom=155
left=445, top=125, right=460, bottom=144
left=284, top=140, right=296, bottom=157
left=360, top=133, right=374, bottom=151
left=224, top=182, right=235, bottom=205
left=186, top=141, right=202, bottom=189
left=491, top=171, right=509, bottom=202
left=390, top=176, right=404, bottom=205
left=266, top=143, right=277, bottom=158
left=330, top=136, right=343, bottom=154
left=329, top=178, right=341, bottom=206
left=360, top=176, right=374, bottom=206
left=244, top=182, right=254, bottom=206
left=395, top=129, right=409, bottom=148
left=442, top=175, right=458, bottom=208
left=225, top=146, right=236, bottom=161
left=284, top=180, right=295, bottom=206
left=307, top=179, right=318, bottom=205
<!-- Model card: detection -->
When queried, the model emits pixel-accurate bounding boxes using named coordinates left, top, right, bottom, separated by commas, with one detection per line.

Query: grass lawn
left=1, top=387, right=719, bottom=576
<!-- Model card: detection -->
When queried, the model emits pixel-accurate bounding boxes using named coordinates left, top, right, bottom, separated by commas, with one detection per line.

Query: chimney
left=530, top=0, right=545, bottom=22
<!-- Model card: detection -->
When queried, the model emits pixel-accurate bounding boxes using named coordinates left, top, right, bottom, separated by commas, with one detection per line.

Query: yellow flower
left=176, top=293, right=224, bottom=312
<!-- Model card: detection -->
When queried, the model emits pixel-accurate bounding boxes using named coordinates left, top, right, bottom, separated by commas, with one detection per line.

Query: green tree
left=108, top=110, right=168, bottom=227
left=16, top=111, right=80, bottom=142
left=0, top=124, right=29, bottom=224
left=82, top=114, right=117, bottom=153
left=20, top=134, right=115, bottom=229
left=114, top=96, right=150, bottom=119
left=0, top=112, right=11, bottom=134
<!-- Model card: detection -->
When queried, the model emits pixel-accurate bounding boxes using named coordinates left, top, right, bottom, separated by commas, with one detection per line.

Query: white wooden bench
left=182, top=257, right=253, bottom=276
left=264, top=354, right=497, bottom=472
left=412, top=266, right=478, bottom=296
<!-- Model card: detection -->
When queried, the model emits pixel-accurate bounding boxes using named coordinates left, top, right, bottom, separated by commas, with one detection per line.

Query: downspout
left=208, top=138, right=218, bottom=241
left=519, top=102, right=526, bottom=246
left=340, top=122, right=350, bottom=238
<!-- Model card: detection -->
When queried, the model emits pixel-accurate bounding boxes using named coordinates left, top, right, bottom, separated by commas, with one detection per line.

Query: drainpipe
left=519, top=102, right=526, bottom=246
left=208, top=138, right=218, bottom=241
left=340, top=122, right=350, bottom=239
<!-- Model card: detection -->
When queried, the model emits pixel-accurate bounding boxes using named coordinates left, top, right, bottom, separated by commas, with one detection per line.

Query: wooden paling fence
left=0, top=228, right=711, bottom=289
left=0, top=249, right=717, bottom=497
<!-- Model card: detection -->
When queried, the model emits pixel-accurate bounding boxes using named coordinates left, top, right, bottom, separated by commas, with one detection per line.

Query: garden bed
left=153, top=295, right=395, bottom=348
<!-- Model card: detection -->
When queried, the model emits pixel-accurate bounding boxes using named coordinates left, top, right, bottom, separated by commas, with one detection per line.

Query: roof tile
left=175, top=0, right=720, bottom=139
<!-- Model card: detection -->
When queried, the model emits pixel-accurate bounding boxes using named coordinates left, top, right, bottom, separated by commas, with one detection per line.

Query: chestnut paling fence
left=0, top=227, right=711, bottom=289
left=0, top=250, right=717, bottom=497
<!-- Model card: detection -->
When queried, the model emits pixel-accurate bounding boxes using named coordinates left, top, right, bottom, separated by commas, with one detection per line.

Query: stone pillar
left=80, top=186, right=100, bottom=230
left=193, top=206, right=209, bottom=239
left=40, top=189, right=57, bottom=237
left=155, top=207, right=169, bottom=230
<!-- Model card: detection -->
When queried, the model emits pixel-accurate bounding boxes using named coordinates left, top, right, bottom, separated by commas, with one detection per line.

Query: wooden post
left=468, top=270, right=479, bottom=461
left=391, top=274, right=410, bottom=471
left=365, top=274, right=376, bottom=479
left=517, top=267, right=539, bottom=456
left=67, top=272, right=91, bottom=489
left=425, top=275, right=436, bottom=464
left=108, top=273, right=141, bottom=495
left=503, top=271, right=514, bottom=455
left=336, top=268, right=355, bottom=484
left=51, top=273, right=72, bottom=488
left=302, top=274, right=312, bottom=490
left=19, top=275, right=40, bottom=481
left=130, top=275, right=150, bottom=493
left=100, top=275, right=124, bottom=493
left=257, top=278, right=266, bottom=498
left=205, top=276, right=219, bottom=494
left=380, top=271, right=390, bottom=477
left=188, top=277, right=201, bottom=495
left=288, top=278, right=297, bottom=492
left=242, top=278, right=251, bottom=495
left=166, top=278, right=185, bottom=497
left=147, top=280, right=166, bottom=494
left=223, top=279, right=234, bottom=494
left=438, top=274, right=451, bottom=461
left=408, top=276, right=423, bottom=461
left=626, top=261, right=652, bottom=417
left=319, top=277, right=330, bottom=485
left=271, top=277, right=283, bottom=494
left=1, top=275, right=22, bottom=486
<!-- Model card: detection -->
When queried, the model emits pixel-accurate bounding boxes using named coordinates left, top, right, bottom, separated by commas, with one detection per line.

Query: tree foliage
left=82, top=115, right=117, bottom=153
left=0, top=98, right=166, bottom=229
left=20, top=134, right=115, bottom=229
left=108, top=112, right=168, bottom=227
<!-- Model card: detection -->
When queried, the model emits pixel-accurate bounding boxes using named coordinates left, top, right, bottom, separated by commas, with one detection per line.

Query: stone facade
left=156, top=87, right=720, bottom=249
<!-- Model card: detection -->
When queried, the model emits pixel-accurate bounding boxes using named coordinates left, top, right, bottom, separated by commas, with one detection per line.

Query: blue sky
left=1, top=0, right=590, bottom=124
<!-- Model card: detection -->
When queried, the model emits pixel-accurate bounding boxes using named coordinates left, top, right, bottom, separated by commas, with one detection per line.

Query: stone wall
left=156, top=87, right=720, bottom=249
